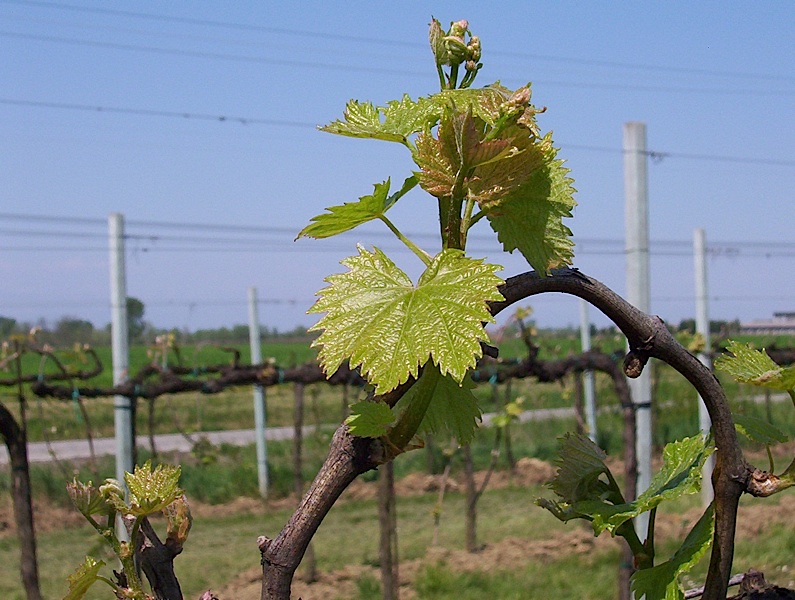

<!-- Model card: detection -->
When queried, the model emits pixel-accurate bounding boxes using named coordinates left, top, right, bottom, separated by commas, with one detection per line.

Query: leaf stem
left=460, top=196, right=476, bottom=247
left=436, top=65, right=446, bottom=91
left=616, top=520, right=651, bottom=569
left=387, top=365, right=439, bottom=453
left=96, top=575, right=127, bottom=596
left=766, top=444, right=775, bottom=473
left=448, top=63, right=459, bottom=90
left=379, top=215, right=432, bottom=266
left=645, top=506, right=657, bottom=563
left=788, top=390, right=795, bottom=409
left=467, top=209, right=488, bottom=228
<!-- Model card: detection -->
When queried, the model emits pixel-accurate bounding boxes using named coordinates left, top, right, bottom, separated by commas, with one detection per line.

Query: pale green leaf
left=320, top=95, right=437, bottom=145
left=580, top=434, right=714, bottom=534
left=485, top=140, right=576, bottom=273
left=124, top=460, right=183, bottom=517
left=345, top=401, right=397, bottom=438
left=734, top=414, right=789, bottom=445
left=431, top=84, right=531, bottom=127
left=297, top=178, right=418, bottom=239
left=631, top=505, right=714, bottom=600
left=308, top=247, right=503, bottom=394
left=715, top=341, right=795, bottom=391
left=64, top=556, right=105, bottom=600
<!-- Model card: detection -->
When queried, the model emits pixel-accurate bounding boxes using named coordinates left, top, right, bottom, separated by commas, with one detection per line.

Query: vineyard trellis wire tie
left=72, top=387, right=83, bottom=423
left=277, top=368, right=285, bottom=384
left=634, top=401, right=652, bottom=411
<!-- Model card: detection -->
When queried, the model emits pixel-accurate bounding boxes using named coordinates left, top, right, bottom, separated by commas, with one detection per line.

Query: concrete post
left=694, top=228, right=714, bottom=505
left=109, top=213, right=133, bottom=541
left=248, top=287, right=269, bottom=498
left=624, top=122, right=653, bottom=540
left=109, top=213, right=133, bottom=481
left=579, top=299, right=598, bottom=443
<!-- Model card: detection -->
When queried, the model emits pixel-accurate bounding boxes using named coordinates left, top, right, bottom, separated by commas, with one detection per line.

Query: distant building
left=740, top=312, right=795, bottom=335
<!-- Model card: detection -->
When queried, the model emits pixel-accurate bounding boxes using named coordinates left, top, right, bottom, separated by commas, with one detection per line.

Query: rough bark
left=0, top=403, right=43, bottom=600
left=136, top=518, right=184, bottom=600
left=292, top=382, right=316, bottom=583
left=378, top=461, right=399, bottom=600
left=462, top=444, right=478, bottom=553
left=259, top=425, right=386, bottom=599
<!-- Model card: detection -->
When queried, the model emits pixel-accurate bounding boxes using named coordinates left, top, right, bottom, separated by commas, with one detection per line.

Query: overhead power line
left=5, top=30, right=795, bottom=98
left=0, top=98, right=315, bottom=127
left=5, top=0, right=795, bottom=84
left=0, top=30, right=422, bottom=78
left=4, top=212, right=795, bottom=251
left=2, top=99, right=793, bottom=167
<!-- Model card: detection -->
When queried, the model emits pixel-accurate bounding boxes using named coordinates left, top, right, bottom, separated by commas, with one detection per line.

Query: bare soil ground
left=212, top=492, right=795, bottom=600
left=3, top=444, right=792, bottom=598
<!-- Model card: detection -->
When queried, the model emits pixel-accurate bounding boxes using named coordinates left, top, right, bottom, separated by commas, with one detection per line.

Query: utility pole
left=624, top=122, right=653, bottom=539
left=694, top=228, right=714, bottom=505
left=579, top=299, right=598, bottom=443
left=248, top=287, right=269, bottom=498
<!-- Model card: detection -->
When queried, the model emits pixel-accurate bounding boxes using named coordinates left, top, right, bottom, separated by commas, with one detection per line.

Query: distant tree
left=127, top=297, right=146, bottom=342
left=679, top=318, right=696, bottom=334
left=54, top=317, right=93, bottom=345
left=231, top=324, right=250, bottom=341
left=679, top=318, right=741, bottom=336
left=0, top=316, right=17, bottom=338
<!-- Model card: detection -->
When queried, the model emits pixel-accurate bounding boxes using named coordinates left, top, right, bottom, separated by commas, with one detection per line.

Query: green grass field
left=2, top=460, right=793, bottom=599
left=1, top=333, right=793, bottom=597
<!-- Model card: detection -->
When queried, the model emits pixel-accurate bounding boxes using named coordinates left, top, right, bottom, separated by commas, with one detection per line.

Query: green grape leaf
left=430, top=84, right=541, bottom=129
left=64, top=556, right=105, bottom=600
left=631, top=505, right=714, bottom=600
left=733, top=414, right=790, bottom=445
left=579, top=434, right=714, bottom=535
left=485, top=139, right=576, bottom=273
left=297, top=177, right=418, bottom=239
left=715, top=341, right=795, bottom=391
left=309, top=246, right=503, bottom=394
left=548, top=432, right=621, bottom=505
left=418, top=370, right=482, bottom=444
left=320, top=95, right=437, bottom=145
left=388, top=363, right=482, bottom=446
left=345, top=400, right=397, bottom=438
left=124, top=460, right=183, bottom=517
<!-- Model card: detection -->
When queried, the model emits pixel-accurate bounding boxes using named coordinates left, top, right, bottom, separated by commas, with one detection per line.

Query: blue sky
left=1, top=1, right=793, bottom=333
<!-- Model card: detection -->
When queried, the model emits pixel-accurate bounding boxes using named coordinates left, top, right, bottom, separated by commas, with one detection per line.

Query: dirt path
left=212, top=492, right=795, bottom=600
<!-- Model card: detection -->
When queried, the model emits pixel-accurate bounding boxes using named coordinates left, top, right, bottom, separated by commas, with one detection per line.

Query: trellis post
left=109, top=212, right=133, bottom=539
left=624, top=122, right=653, bottom=539
left=579, top=299, right=598, bottom=443
left=694, top=228, right=714, bottom=505
left=248, top=286, right=269, bottom=498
